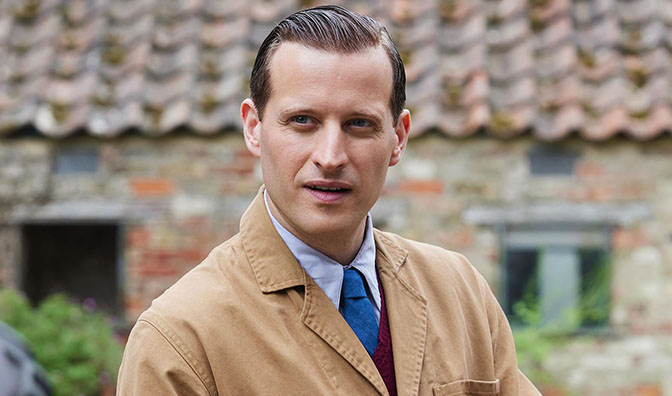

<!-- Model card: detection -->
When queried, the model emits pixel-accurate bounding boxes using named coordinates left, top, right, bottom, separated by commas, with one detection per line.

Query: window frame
left=498, top=222, right=612, bottom=330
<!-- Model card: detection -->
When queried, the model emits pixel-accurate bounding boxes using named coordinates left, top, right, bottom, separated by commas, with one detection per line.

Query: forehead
left=265, top=42, right=394, bottom=110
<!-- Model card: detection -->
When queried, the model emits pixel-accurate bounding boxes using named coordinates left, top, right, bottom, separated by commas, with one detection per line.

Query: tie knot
left=342, top=268, right=368, bottom=299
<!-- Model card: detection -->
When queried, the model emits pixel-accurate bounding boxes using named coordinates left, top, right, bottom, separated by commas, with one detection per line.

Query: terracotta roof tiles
left=1, top=0, right=671, bottom=139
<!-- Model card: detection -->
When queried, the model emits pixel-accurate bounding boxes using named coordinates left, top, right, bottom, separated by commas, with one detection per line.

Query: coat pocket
left=432, top=378, right=500, bottom=396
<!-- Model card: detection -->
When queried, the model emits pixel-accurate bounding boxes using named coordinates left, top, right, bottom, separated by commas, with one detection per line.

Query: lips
left=304, top=181, right=351, bottom=203
left=308, top=185, right=346, bottom=192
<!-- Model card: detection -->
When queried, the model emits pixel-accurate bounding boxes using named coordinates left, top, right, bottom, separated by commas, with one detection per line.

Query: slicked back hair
left=249, top=5, right=406, bottom=125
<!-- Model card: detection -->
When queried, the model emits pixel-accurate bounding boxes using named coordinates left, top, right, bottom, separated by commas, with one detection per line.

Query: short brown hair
left=249, top=5, right=406, bottom=124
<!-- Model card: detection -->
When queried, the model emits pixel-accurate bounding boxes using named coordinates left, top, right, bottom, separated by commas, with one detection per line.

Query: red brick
left=142, top=249, right=204, bottom=262
left=130, top=178, right=176, bottom=197
left=179, top=249, right=204, bottom=261
left=612, top=227, right=648, bottom=250
left=178, top=216, right=208, bottom=229
left=213, top=162, right=255, bottom=175
left=634, top=385, right=662, bottom=396
left=539, top=385, right=567, bottom=396
left=619, top=181, right=649, bottom=200
left=586, top=186, right=612, bottom=201
left=127, top=227, right=151, bottom=246
left=134, top=249, right=205, bottom=277
left=575, top=160, right=604, bottom=179
left=567, top=185, right=613, bottom=202
left=124, top=296, right=145, bottom=312
left=137, top=262, right=179, bottom=276
left=657, top=322, right=672, bottom=334
left=209, top=149, right=257, bottom=175
left=437, top=229, right=475, bottom=249
left=398, top=179, right=444, bottom=195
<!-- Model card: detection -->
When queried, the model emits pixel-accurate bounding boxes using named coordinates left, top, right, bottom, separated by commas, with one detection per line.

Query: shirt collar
left=263, top=191, right=380, bottom=317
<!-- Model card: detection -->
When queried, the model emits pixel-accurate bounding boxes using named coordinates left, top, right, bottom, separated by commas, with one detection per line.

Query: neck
left=265, top=194, right=367, bottom=265
left=301, top=221, right=367, bottom=265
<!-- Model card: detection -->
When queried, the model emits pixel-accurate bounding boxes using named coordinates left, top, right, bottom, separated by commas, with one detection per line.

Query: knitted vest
left=372, top=278, right=397, bottom=396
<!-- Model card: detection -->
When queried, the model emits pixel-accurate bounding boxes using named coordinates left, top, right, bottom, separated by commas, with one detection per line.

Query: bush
left=0, top=289, right=123, bottom=396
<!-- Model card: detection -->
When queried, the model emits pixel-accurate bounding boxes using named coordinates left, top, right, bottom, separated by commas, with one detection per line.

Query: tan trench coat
left=117, top=188, right=541, bottom=396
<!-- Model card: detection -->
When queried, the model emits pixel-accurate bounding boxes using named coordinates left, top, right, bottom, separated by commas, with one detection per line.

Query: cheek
left=260, top=141, right=305, bottom=180
left=262, top=131, right=307, bottom=159
left=358, top=148, right=393, bottom=182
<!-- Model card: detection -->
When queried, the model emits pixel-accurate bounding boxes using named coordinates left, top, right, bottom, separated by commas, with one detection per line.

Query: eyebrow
left=276, top=106, right=316, bottom=118
left=277, top=106, right=386, bottom=123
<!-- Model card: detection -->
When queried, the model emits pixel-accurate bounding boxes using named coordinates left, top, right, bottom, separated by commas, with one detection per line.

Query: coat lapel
left=375, top=230, right=428, bottom=396
left=301, top=275, right=388, bottom=395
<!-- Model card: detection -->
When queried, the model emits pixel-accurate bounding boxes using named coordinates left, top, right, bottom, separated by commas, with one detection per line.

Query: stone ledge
left=463, top=202, right=651, bottom=226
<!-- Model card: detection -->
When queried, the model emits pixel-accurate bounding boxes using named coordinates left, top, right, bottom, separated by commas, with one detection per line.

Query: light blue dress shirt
left=264, top=191, right=381, bottom=322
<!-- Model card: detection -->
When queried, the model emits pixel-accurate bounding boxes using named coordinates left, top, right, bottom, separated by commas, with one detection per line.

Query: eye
left=291, top=115, right=312, bottom=124
left=350, top=118, right=373, bottom=128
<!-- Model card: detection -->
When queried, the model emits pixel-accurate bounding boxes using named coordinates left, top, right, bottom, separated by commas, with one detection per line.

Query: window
left=55, top=147, right=100, bottom=174
left=528, top=144, right=579, bottom=176
left=21, top=223, right=121, bottom=314
left=501, top=223, right=610, bottom=328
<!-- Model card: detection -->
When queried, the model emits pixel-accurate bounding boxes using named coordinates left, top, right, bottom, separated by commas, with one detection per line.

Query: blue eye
left=293, top=115, right=310, bottom=124
left=351, top=119, right=372, bottom=128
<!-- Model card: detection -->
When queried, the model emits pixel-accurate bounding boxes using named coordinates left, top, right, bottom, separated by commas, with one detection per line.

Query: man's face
left=242, top=42, right=410, bottom=244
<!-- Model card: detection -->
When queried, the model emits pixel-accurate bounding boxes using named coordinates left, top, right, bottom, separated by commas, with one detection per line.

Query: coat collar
left=240, top=186, right=305, bottom=293
left=239, top=186, right=405, bottom=295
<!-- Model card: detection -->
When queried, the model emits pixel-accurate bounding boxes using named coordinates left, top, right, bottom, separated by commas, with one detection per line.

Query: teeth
left=311, top=186, right=343, bottom=191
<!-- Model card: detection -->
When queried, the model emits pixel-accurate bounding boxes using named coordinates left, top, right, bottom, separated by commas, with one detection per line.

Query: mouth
left=304, top=182, right=351, bottom=202
left=307, top=185, right=349, bottom=192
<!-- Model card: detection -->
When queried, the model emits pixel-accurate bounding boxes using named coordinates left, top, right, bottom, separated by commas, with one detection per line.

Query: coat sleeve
left=117, top=319, right=215, bottom=396
left=486, top=285, right=542, bottom=396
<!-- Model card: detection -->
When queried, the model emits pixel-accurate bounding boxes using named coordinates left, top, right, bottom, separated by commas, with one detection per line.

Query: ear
left=389, top=109, right=411, bottom=166
left=241, top=98, right=261, bottom=157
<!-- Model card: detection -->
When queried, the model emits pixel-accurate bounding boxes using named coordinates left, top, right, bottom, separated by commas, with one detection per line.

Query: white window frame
left=502, top=223, right=610, bottom=327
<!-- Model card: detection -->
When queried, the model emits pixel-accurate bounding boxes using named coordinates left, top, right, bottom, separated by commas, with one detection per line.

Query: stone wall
left=1, top=133, right=671, bottom=395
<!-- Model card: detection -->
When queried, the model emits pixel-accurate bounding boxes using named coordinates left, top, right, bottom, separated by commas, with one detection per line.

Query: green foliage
left=512, top=299, right=565, bottom=386
left=512, top=254, right=611, bottom=393
left=579, top=254, right=611, bottom=327
left=0, top=289, right=123, bottom=396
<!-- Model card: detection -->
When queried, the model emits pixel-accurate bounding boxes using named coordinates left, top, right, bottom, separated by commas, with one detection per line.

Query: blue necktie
left=341, top=268, right=379, bottom=356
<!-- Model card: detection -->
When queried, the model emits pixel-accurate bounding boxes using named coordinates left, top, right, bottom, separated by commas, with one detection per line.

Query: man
left=118, top=5, right=541, bottom=396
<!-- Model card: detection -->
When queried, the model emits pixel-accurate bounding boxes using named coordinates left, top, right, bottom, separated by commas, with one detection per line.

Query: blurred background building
left=1, top=0, right=671, bottom=394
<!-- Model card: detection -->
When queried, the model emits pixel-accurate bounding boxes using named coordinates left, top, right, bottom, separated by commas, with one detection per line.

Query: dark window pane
left=579, top=248, right=610, bottom=327
left=528, top=144, right=579, bottom=176
left=21, top=224, right=120, bottom=314
left=55, top=147, right=100, bottom=174
left=505, top=249, right=539, bottom=324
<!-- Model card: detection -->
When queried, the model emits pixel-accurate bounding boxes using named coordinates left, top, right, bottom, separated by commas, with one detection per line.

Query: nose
left=311, top=123, right=348, bottom=172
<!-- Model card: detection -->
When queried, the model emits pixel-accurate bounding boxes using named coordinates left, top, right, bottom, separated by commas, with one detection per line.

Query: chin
left=302, top=221, right=342, bottom=235
left=299, top=216, right=351, bottom=235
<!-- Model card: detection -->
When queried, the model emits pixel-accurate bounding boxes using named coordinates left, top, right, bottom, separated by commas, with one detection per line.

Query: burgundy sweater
left=372, top=279, right=397, bottom=396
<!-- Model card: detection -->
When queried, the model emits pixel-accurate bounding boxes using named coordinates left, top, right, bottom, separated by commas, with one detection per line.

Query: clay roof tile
left=0, top=0, right=670, bottom=139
